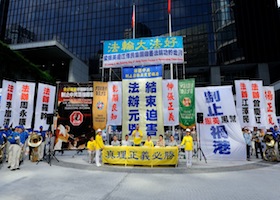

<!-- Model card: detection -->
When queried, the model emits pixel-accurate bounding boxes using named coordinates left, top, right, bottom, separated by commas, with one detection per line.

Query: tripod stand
left=45, top=136, right=59, bottom=166
left=196, top=113, right=207, bottom=163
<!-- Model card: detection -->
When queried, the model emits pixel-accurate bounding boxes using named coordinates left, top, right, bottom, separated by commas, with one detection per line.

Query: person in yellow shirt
left=180, top=128, right=193, bottom=168
left=144, top=135, right=154, bottom=147
left=132, top=124, right=143, bottom=146
left=95, top=129, right=104, bottom=167
left=86, top=136, right=96, bottom=164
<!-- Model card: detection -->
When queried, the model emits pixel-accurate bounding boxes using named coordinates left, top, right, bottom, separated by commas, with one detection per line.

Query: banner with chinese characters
left=195, top=86, right=246, bottom=160
left=162, top=80, right=179, bottom=125
left=92, top=82, right=108, bottom=130
left=178, top=79, right=196, bottom=129
left=55, top=82, right=93, bottom=151
left=263, top=86, right=278, bottom=129
left=0, top=80, right=16, bottom=127
left=12, top=81, right=36, bottom=128
left=122, top=65, right=164, bottom=142
left=235, top=80, right=267, bottom=128
left=107, top=82, right=122, bottom=125
left=34, top=83, right=56, bottom=131
left=103, top=36, right=184, bottom=68
left=102, top=146, right=178, bottom=166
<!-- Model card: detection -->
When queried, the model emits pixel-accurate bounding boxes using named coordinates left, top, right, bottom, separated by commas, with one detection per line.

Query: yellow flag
left=93, top=82, right=108, bottom=130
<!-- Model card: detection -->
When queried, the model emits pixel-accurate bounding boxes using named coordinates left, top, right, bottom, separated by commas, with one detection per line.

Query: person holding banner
left=95, top=129, right=104, bottom=167
left=180, top=129, right=194, bottom=168
left=132, top=124, right=143, bottom=146
left=86, top=136, right=96, bottom=164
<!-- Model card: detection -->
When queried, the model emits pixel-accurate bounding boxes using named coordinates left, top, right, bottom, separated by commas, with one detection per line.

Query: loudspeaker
left=46, top=114, right=54, bottom=125
left=197, top=112, right=203, bottom=123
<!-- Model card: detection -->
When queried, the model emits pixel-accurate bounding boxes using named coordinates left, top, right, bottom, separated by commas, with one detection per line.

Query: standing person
left=18, top=126, right=29, bottom=164
left=272, top=125, right=280, bottom=154
left=3, top=125, right=12, bottom=162
left=191, top=126, right=197, bottom=155
left=156, top=134, right=165, bottom=147
left=252, top=127, right=263, bottom=159
left=132, top=124, right=143, bottom=146
left=86, top=136, right=96, bottom=164
left=243, top=127, right=252, bottom=161
left=180, top=128, right=193, bottom=168
left=121, top=134, right=131, bottom=146
left=144, top=135, right=154, bottom=147
left=7, top=126, right=21, bottom=171
left=95, top=128, right=104, bottom=167
left=37, top=126, right=46, bottom=161
left=111, top=135, right=120, bottom=146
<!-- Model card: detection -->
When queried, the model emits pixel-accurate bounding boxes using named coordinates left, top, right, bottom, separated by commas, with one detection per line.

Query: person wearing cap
left=272, top=125, right=280, bottom=153
left=243, top=127, right=252, bottom=161
left=2, top=125, right=12, bottom=162
left=18, top=125, right=29, bottom=165
left=132, top=124, right=143, bottom=146
left=180, top=128, right=194, bottom=168
left=7, top=127, right=21, bottom=170
left=95, top=128, right=104, bottom=167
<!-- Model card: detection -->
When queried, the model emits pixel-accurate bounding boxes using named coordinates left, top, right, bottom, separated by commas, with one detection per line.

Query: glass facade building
left=2, top=0, right=280, bottom=87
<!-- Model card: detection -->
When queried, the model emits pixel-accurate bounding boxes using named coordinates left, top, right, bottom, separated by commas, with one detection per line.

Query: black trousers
left=246, top=145, right=251, bottom=159
left=255, top=141, right=263, bottom=158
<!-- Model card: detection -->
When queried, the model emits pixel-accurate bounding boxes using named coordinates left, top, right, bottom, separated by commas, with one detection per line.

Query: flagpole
left=132, top=3, right=136, bottom=39
left=168, top=0, right=175, bottom=136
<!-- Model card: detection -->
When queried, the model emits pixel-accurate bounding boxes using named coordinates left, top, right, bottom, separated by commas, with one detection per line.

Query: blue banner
left=122, top=65, right=162, bottom=79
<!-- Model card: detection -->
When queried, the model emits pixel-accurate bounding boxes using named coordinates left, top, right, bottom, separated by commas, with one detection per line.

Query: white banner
left=107, top=82, right=122, bottom=125
left=234, top=80, right=254, bottom=128
left=263, top=86, right=278, bottom=129
left=34, top=83, right=56, bottom=131
left=0, top=80, right=16, bottom=127
left=195, top=86, right=246, bottom=160
left=12, top=81, right=36, bottom=128
left=162, top=80, right=179, bottom=125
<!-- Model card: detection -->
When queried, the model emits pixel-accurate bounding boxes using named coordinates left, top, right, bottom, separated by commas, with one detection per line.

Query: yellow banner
left=102, top=146, right=178, bottom=166
left=93, top=82, right=108, bottom=130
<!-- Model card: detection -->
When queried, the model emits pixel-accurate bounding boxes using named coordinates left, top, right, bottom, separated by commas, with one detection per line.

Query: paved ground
left=0, top=151, right=279, bottom=200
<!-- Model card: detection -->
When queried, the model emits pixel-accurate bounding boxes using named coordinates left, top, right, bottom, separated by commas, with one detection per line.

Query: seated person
left=167, top=135, right=178, bottom=146
left=111, top=135, right=120, bottom=146
left=122, top=134, right=131, bottom=146
left=144, top=135, right=154, bottom=147
left=156, top=134, right=165, bottom=147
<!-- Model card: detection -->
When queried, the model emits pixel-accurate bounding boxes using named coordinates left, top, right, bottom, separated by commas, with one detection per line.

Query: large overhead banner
left=34, top=83, right=56, bottom=131
left=0, top=80, right=16, bottom=127
left=263, top=86, right=278, bottom=128
left=103, top=36, right=184, bottom=68
left=178, top=79, right=196, bottom=129
left=55, top=83, right=93, bottom=150
left=162, top=80, right=179, bottom=125
left=195, top=86, right=246, bottom=160
left=13, top=81, right=36, bottom=128
left=122, top=65, right=164, bottom=142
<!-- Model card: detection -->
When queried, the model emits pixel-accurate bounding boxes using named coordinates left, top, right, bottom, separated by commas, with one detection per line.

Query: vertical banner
left=122, top=65, right=164, bottom=141
left=107, top=82, right=122, bottom=126
left=178, top=79, right=195, bottom=129
left=234, top=80, right=254, bottom=128
left=0, top=80, right=16, bottom=127
left=162, top=79, right=179, bottom=125
left=13, top=81, right=36, bottom=128
left=249, top=80, right=266, bottom=127
left=55, top=83, right=93, bottom=150
left=34, top=83, right=56, bottom=131
left=195, top=86, right=246, bottom=160
left=263, top=86, right=278, bottom=129
left=92, top=82, right=108, bottom=130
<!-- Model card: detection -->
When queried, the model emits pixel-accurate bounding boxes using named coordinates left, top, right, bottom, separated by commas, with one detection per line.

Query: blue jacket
left=7, top=131, right=20, bottom=144
left=243, top=133, right=252, bottom=146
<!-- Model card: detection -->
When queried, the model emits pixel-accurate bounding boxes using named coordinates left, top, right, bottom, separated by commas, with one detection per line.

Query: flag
left=168, top=0, right=171, bottom=14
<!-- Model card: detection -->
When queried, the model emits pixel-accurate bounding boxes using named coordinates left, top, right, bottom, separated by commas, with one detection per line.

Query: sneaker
left=11, top=168, right=16, bottom=171
left=96, top=163, right=101, bottom=167
left=7, top=166, right=10, bottom=168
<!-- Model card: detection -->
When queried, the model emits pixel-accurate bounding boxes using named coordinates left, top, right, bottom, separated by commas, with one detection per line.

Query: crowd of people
left=0, top=125, right=54, bottom=171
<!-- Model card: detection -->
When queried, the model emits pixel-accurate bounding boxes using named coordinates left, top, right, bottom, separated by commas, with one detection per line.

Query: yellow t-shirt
left=87, top=140, right=96, bottom=151
left=95, top=134, right=104, bottom=150
left=180, top=135, right=193, bottom=151
left=144, top=140, right=154, bottom=147
left=132, top=129, right=143, bottom=145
